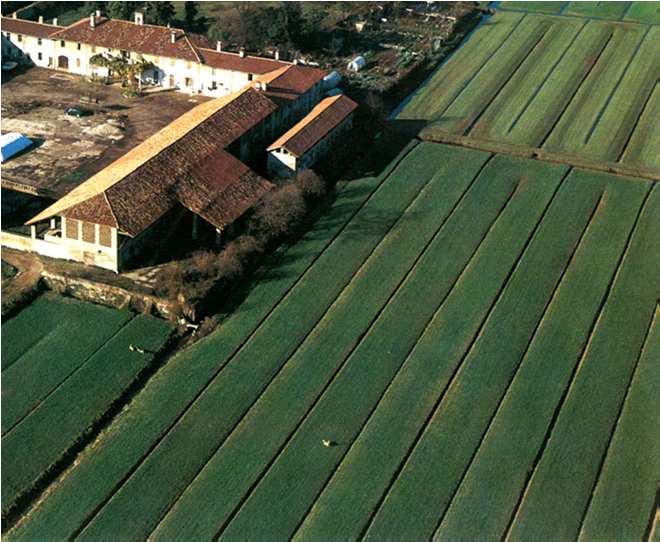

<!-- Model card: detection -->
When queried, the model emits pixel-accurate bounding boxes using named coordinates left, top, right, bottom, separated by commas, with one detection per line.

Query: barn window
left=65, top=218, right=79, bottom=239
left=99, top=225, right=112, bottom=247
left=17, top=34, right=23, bottom=42
left=76, top=58, right=81, bottom=68
left=60, top=40, right=65, bottom=47
left=38, top=52, right=42, bottom=60
left=247, top=73, right=253, bottom=81
left=185, top=77, right=193, bottom=87
left=37, top=38, right=42, bottom=45
left=82, top=221, right=96, bottom=243
left=91, top=45, right=96, bottom=52
left=77, top=42, right=81, bottom=50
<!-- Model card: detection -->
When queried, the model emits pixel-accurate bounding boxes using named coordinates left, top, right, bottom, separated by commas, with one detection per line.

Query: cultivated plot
left=1, top=294, right=173, bottom=520
left=6, top=143, right=658, bottom=541
left=499, top=1, right=660, bottom=24
left=398, top=11, right=660, bottom=178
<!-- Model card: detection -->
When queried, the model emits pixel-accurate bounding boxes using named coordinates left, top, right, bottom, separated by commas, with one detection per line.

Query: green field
left=499, top=1, right=660, bottom=23
left=397, top=10, right=660, bottom=178
left=6, top=142, right=657, bottom=540
left=1, top=294, right=173, bottom=519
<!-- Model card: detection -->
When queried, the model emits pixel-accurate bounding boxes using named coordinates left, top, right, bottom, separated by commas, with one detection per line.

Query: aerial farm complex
left=1, top=1, right=658, bottom=541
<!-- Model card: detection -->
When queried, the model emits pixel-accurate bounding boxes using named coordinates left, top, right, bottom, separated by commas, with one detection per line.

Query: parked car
left=65, top=106, right=93, bottom=117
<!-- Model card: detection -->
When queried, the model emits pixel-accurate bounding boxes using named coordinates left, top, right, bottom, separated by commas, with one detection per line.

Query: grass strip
left=4, top=142, right=420, bottom=541
left=507, top=185, right=659, bottom=541
left=150, top=146, right=494, bottom=540
left=1, top=315, right=172, bottom=518
left=620, top=82, right=660, bottom=173
left=437, top=15, right=551, bottom=135
left=434, top=171, right=651, bottom=540
left=506, top=19, right=615, bottom=146
left=74, top=142, right=457, bottom=540
left=293, top=159, right=566, bottom=541
left=584, top=27, right=659, bottom=162
left=564, top=2, right=631, bottom=20
left=499, top=2, right=567, bottom=14
left=543, top=24, right=646, bottom=155
left=0, top=294, right=124, bottom=371
left=2, top=304, right=134, bottom=433
left=397, top=11, right=524, bottom=121
left=624, top=1, right=660, bottom=24
left=578, top=307, right=659, bottom=541
left=219, top=159, right=569, bottom=541
left=363, top=168, right=604, bottom=541
left=470, top=17, right=583, bottom=140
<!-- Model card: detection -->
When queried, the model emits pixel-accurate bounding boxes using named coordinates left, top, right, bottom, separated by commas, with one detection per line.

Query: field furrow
left=218, top=158, right=569, bottom=542
left=499, top=2, right=566, bottom=14
left=432, top=15, right=552, bottom=135
left=292, top=160, right=567, bottom=541
left=624, top=2, right=660, bottom=24
left=1, top=315, right=172, bottom=517
left=396, top=12, right=525, bottom=121
left=470, top=17, right=584, bottom=140
left=2, top=307, right=134, bottom=434
left=543, top=24, right=646, bottom=155
left=4, top=142, right=421, bottom=541
left=150, top=146, right=499, bottom=540
left=433, top=171, right=651, bottom=540
left=363, top=171, right=605, bottom=541
left=620, top=82, right=660, bottom=173
left=583, top=27, right=660, bottom=163
left=564, top=2, right=631, bottom=19
left=507, top=185, right=659, bottom=541
left=506, top=19, right=614, bottom=146
left=578, top=307, right=659, bottom=541
left=74, top=143, right=488, bottom=540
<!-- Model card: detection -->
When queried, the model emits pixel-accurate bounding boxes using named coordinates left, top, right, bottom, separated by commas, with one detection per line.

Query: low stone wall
left=41, top=270, right=181, bottom=321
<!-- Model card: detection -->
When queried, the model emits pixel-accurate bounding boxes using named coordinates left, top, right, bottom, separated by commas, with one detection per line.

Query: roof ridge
left=183, top=33, right=202, bottom=64
left=102, top=191, right=120, bottom=230
left=1, top=15, right=61, bottom=28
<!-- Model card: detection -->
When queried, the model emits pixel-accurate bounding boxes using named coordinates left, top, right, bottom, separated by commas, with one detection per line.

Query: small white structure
left=323, top=70, right=342, bottom=90
left=267, top=94, right=358, bottom=178
left=1, top=133, right=32, bottom=162
left=347, top=55, right=366, bottom=72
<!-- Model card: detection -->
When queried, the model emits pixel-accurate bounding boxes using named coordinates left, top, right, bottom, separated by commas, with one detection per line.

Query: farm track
left=400, top=10, right=660, bottom=178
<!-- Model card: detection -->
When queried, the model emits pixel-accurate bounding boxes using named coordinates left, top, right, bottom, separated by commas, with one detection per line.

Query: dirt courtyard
left=1, top=67, right=209, bottom=197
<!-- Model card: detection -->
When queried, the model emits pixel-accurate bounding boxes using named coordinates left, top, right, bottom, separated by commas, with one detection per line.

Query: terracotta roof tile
left=261, top=65, right=326, bottom=103
left=49, top=17, right=201, bottom=62
left=1, top=17, right=59, bottom=39
left=198, top=48, right=290, bottom=74
left=268, top=94, right=357, bottom=157
left=34, top=88, right=278, bottom=235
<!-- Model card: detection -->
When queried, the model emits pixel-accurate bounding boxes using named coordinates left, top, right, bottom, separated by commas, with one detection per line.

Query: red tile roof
left=259, top=64, right=326, bottom=104
left=30, top=88, right=278, bottom=236
left=268, top=94, right=357, bottom=157
left=198, top=48, right=290, bottom=75
left=1, top=17, right=59, bottom=39
left=49, top=17, right=202, bottom=62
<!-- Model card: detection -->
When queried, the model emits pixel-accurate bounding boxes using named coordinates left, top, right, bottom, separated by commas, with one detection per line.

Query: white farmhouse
left=1, top=10, right=300, bottom=98
left=267, top=94, right=358, bottom=178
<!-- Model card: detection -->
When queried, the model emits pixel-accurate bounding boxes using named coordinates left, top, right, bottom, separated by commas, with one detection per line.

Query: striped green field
left=1, top=295, right=173, bottom=519
left=398, top=10, right=660, bottom=178
left=6, top=142, right=657, bottom=540
left=499, top=1, right=659, bottom=23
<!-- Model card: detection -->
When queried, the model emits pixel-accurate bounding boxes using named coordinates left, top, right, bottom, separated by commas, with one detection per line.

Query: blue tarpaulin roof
left=1, top=132, right=32, bottom=162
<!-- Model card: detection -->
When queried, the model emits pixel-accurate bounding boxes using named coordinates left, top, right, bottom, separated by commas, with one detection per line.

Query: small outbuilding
left=267, top=94, right=358, bottom=178
left=347, top=55, right=366, bottom=72
left=1, top=133, right=32, bottom=162
left=323, top=70, right=342, bottom=90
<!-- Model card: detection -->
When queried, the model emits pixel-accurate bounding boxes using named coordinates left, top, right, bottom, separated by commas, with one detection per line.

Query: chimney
left=90, top=13, right=95, bottom=28
left=274, top=48, right=280, bottom=61
left=12, top=12, right=17, bottom=18
left=95, top=9, right=101, bottom=17
left=134, top=11, right=144, bottom=25
left=239, top=48, right=245, bottom=58
left=216, top=41, right=222, bottom=52
left=170, top=31, right=176, bottom=44
left=293, top=58, right=299, bottom=65
left=53, top=17, right=58, bottom=26
left=38, top=15, right=43, bottom=23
